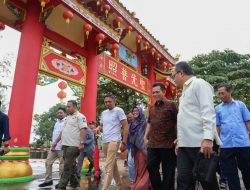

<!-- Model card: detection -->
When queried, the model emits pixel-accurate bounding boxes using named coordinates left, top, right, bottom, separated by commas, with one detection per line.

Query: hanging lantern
left=96, top=33, right=105, bottom=47
left=58, top=81, right=67, bottom=90
left=144, top=41, right=149, bottom=50
left=83, top=24, right=93, bottom=39
left=0, top=22, right=5, bottom=31
left=136, top=35, right=142, bottom=44
left=126, top=26, right=133, bottom=37
left=165, top=81, right=169, bottom=89
left=163, top=62, right=168, bottom=67
left=39, top=0, right=50, bottom=12
left=150, top=48, right=156, bottom=56
left=104, top=4, right=111, bottom=18
left=111, top=43, right=119, bottom=57
left=115, top=16, right=123, bottom=28
left=57, top=90, right=67, bottom=100
left=156, top=53, right=161, bottom=62
left=63, top=10, right=74, bottom=24
left=172, top=87, right=176, bottom=94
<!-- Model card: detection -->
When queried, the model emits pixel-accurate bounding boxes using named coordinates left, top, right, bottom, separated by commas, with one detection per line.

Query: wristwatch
left=122, top=141, right=126, bottom=145
left=80, top=141, right=84, bottom=145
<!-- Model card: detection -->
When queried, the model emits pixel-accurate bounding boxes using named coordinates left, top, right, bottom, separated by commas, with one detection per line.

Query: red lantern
left=58, top=81, right=67, bottom=90
left=156, top=53, right=161, bottom=62
left=115, top=16, right=123, bottom=28
left=39, top=0, right=50, bottom=12
left=126, top=26, right=133, bottom=37
left=163, top=62, right=168, bottom=67
left=63, top=10, right=74, bottom=24
left=57, top=90, right=67, bottom=100
left=168, top=63, right=173, bottom=69
left=136, top=35, right=142, bottom=44
left=144, top=41, right=149, bottom=50
left=0, top=22, right=5, bottom=31
left=83, top=24, right=92, bottom=39
left=104, top=4, right=111, bottom=18
left=150, top=48, right=156, bottom=56
left=172, top=87, right=176, bottom=94
left=165, top=81, right=169, bottom=88
left=96, top=33, right=105, bottom=47
left=111, top=43, right=119, bottom=57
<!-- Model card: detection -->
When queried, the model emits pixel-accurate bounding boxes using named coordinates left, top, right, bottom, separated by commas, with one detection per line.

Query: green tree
left=32, top=103, right=66, bottom=147
left=0, top=54, right=14, bottom=113
left=96, top=75, right=149, bottom=122
left=189, top=49, right=250, bottom=108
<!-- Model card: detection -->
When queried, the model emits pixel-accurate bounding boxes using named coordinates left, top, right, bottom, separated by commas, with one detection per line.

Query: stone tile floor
left=0, top=158, right=246, bottom=190
left=0, top=158, right=130, bottom=190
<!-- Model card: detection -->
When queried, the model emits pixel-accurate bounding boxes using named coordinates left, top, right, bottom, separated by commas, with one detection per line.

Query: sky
left=1, top=0, right=250, bottom=114
left=119, top=0, right=250, bottom=60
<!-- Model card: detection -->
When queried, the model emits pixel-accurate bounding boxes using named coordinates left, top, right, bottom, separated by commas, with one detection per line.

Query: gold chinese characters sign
left=98, top=53, right=150, bottom=96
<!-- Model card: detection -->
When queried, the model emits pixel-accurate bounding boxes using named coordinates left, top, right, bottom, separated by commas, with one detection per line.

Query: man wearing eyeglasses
left=173, top=61, right=220, bottom=190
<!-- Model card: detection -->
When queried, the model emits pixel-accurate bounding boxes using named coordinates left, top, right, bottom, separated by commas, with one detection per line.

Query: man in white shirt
left=100, top=94, right=128, bottom=190
left=39, top=107, right=66, bottom=187
left=173, top=61, right=219, bottom=190
left=52, top=100, right=87, bottom=190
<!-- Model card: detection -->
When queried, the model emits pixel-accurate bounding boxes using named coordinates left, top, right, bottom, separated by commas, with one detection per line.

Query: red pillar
left=8, top=1, right=44, bottom=147
left=80, top=33, right=99, bottom=122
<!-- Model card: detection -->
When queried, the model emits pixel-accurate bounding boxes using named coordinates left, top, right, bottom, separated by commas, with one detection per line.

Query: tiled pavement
left=0, top=158, right=246, bottom=190
left=0, top=158, right=130, bottom=190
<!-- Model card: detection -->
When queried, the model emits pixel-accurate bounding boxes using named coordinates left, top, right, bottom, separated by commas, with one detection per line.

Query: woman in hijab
left=129, top=106, right=152, bottom=190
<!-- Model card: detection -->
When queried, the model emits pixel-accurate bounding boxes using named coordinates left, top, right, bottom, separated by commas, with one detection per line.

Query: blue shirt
left=52, top=118, right=65, bottom=150
left=83, top=127, right=94, bottom=153
left=215, top=100, right=250, bottom=148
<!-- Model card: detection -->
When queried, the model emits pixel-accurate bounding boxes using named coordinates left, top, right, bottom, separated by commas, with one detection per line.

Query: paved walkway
left=0, top=158, right=130, bottom=190
left=0, top=158, right=246, bottom=190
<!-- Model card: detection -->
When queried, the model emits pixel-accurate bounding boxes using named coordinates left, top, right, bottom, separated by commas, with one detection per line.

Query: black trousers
left=177, top=147, right=219, bottom=190
left=147, top=148, right=176, bottom=190
left=220, top=147, right=250, bottom=190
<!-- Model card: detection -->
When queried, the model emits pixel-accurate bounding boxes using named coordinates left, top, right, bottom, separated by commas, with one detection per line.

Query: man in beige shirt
left=52, top=100, right=87, bottom=190
left=173, top=61, right=219, bottom=190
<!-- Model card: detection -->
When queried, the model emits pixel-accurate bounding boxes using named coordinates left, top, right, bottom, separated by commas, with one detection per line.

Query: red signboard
left=98, top=53, right=150, bottom=95
left=40, top=47, right=86, bottom=86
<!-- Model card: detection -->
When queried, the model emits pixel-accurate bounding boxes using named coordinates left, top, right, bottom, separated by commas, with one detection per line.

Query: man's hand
left=174, top=139, right=178, bottom=156
left=200, top=139, right=213, bottom=159
left=120, top=142, right=126, bottom=152
left=144, top=137, right=149, bottom=148
left=51, top=142, right=57, bottom=150
left=79, top=144, right=84, bottom=152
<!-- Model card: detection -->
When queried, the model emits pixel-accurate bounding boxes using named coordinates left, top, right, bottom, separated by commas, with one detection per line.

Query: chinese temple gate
left=0, top=0, right=178, bottom=182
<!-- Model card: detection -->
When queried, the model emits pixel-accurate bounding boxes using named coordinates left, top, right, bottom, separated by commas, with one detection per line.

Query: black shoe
left=38, top=181, right=53, bottom=187
left=55, top=183, right=59, bottom=189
